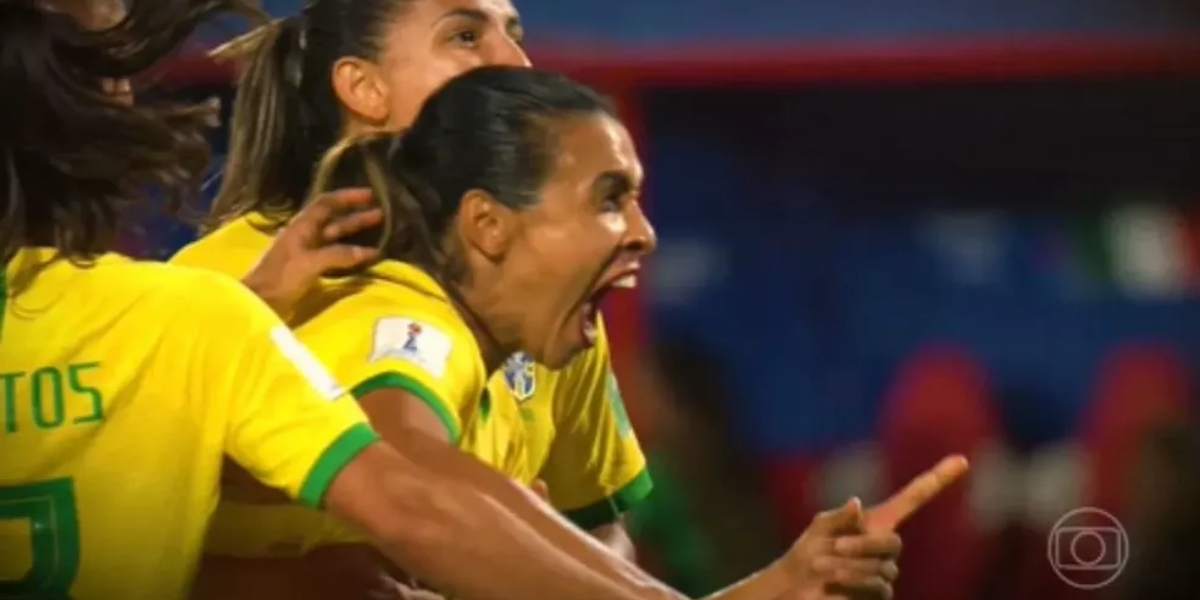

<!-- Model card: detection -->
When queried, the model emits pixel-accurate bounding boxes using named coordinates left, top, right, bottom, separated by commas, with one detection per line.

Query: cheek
left=382, top=59, right=469, bottom=127
left=600, top=213, right=627, bottom=237
left=514, top=224, right=606, bottom=285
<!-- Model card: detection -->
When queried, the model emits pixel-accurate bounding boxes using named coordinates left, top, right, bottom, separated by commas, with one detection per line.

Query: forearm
left=396, top=431, right=686, bottom=600
left=590, top=520, right=638, bottom=562
left=329, top=443, right=659, bottom=600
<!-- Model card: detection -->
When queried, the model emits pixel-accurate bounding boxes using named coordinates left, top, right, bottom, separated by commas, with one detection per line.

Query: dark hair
left=0, top=0, right=262, bottom=265
left=211, top=0, right=412, bottom=227
left=310, top=65, right=614, bottom=276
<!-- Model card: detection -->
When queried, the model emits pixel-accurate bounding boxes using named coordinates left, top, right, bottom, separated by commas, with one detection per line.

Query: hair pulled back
left=309, top=65, right=614, bottom=277
left=210, top=0, right=411, bottom=227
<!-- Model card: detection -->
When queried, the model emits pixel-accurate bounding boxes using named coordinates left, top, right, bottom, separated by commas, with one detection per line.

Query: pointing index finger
left=865, top=454, right=969, bottom=532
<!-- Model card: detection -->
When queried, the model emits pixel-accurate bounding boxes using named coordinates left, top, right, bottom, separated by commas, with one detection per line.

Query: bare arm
left=589, top=519, right=637, bottom=562
left=324, top=440, right=664, bottom=600
left=338, top=388, right=685, bottom=600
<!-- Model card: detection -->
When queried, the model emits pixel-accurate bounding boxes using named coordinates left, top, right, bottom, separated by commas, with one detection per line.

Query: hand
left=778, top=498, right=899, bottom=600
left=243, top=188, right=382, bottom=319
left=778, top=455, right=969, bottom=600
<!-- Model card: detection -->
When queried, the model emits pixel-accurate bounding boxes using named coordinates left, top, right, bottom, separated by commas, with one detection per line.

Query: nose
left=493, top=37, right=531, bottom=68
left=623, top=201, right=657, bottom=257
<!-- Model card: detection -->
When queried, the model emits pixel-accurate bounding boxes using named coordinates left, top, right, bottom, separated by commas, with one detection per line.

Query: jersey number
left=0, top=478, right=80, bottom=599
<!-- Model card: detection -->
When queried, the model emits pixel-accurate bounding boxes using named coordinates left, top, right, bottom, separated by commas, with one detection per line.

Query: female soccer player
left=175, top=0, right=642, bottom=575
left=0, top=1, right=932, bottom=599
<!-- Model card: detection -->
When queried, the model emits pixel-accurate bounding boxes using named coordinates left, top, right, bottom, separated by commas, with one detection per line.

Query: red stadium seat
left=1082, top=343, right=1190, bottom=518
left=877, top=344, right=1001, bottom=600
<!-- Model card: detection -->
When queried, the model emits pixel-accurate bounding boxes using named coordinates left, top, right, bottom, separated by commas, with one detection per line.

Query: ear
left=330, top=57, right=391, bottom=125
left=457, top=189, right=515, bottom=260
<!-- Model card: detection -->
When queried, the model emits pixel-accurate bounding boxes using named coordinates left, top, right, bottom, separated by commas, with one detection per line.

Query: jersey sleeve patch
left=270, top=326, right=345, bottom=401
left=369, top=317, right=453, bottom=378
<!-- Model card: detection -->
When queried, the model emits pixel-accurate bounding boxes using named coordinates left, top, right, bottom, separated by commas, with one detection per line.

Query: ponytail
left=309, top=133, right=447, bottom=274
left=209, top=12, right=338, bottom=231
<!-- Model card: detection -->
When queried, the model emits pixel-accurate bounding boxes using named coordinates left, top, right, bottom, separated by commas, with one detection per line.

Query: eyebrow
left=437, top=7, right=523, bottom=36
left=592, top=171, right=636, bottom=196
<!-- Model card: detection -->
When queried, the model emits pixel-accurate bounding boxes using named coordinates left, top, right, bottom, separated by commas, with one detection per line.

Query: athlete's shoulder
left=299, top=263, right=479, bottom=383
left=105, top=260, right=259, bottom=312
left=170, top=213, right=273, bottom=275
left=317, top=261, right=468, bottom=332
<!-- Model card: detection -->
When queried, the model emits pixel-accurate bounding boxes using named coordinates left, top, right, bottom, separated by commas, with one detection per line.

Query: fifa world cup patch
left=270, top=326, right=345, bottom=401
left=371, top=317, right=452, bottom=378
left=501, top=352, right=536, bottom=402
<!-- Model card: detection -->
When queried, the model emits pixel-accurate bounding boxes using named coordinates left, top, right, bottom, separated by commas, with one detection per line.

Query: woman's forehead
left=400, top=0, right=519, bottom=25
left=545, top=115, right=643, bottom=189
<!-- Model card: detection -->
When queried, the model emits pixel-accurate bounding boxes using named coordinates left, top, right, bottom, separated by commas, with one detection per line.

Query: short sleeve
left=183, top=272, right=379, bottom=508
left=339, top=314, right=484, bottom=443
left=538, top=318, right=653, bottom=529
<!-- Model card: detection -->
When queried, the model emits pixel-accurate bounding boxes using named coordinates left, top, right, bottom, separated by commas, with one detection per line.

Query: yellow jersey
left=488, top=315, right=652, bottom=529
left=172, top=215, right=521, bottom=556
left=0, top=248, right=377, bottom=600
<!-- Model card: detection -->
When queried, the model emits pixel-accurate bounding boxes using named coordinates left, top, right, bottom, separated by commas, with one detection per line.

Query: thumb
left=812, top=496, right=865, bottom=534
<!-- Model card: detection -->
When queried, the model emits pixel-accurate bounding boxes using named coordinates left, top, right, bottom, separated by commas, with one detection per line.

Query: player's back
left=2, top=248, right=248, bottom=599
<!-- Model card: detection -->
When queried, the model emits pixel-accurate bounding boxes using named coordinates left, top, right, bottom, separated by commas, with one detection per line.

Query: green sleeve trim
left=350, top=371, right=461, bottom=443
left=562, top=468, right=654, bottom=530
left=297, top=422, right=380, bottom=508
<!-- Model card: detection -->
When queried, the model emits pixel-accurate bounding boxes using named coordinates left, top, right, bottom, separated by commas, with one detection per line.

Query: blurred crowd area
left=127, top=0, right=1200, bottom=598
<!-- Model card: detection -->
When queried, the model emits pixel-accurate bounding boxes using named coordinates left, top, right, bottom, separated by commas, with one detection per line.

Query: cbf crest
left=502, top=352, right=537, bottom=402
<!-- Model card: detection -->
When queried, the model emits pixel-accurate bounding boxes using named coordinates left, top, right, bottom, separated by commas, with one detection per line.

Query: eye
left=450, top=29, right=480, bottom=47
left=509, top=28, right=525, bottom=47
left=601, top=194, right=622, bottom=212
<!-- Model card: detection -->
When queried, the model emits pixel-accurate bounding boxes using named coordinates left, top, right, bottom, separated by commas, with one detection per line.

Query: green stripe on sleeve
left=297, top=423, right=380, bottom=508
left=562, top=468, right=654, bottom=530
left=350, top=371, right=461, bottom=443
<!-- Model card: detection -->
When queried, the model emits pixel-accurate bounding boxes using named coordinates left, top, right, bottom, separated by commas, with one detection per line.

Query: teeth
left=611, top=274, right=637, bottom=289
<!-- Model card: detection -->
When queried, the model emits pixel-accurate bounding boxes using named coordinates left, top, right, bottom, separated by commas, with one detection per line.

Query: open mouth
left=579, top=272, right=638, bottom=346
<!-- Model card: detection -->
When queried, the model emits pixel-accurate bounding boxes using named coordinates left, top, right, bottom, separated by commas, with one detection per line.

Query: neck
left=449, top=276, right=521, bottom=373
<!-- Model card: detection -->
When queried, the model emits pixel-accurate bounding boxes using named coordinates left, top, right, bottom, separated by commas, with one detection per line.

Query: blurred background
left=142, top=1, right=1200, bottom=598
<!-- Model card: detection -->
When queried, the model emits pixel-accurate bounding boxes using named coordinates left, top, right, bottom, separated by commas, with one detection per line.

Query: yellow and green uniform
left=489, top=314, right=653, bottom=529
left=0, top=248, right=376, bottom=599
left=172, top=214, right=523, bottom=556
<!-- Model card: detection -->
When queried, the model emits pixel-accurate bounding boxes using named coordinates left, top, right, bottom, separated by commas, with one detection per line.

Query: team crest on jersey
left=502, top=352, right=537, bottom=402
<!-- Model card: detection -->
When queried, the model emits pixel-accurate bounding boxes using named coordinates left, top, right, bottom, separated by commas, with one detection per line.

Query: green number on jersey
left=0, top=478, right=81, bottom=599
